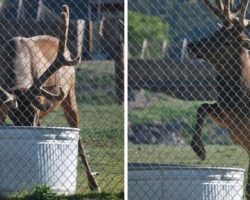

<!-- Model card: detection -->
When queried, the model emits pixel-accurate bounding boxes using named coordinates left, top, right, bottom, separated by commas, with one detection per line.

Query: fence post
left=17, top=0, right=25, bottom=21
left=181, top=38, right=187, bottom=60
left=77, top=20, right=85, bottom=58
left=161, top=40, right=168, bottom=58
left=114, top=35, right=124, bottom=104
left=36, top=0, right=43, bottom=21
left=99, top=17, right=124, bottom=104
left=88, top=21, right=93, bottom=53
left=140, top=39, right=148, bottom=59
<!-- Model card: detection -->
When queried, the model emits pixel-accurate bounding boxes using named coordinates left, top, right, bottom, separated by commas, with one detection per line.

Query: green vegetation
left=128, top=144, right=248, bottom=169
left=129, top=93, right=200, bottom=125
left=128, top=0, right=219, bottom=58
left=128, top=11, right=170, bottom=59
left=5, top=185, right=124, bottom=200
left=129, top=91, right=230, bottom=144
left=4, top=61, right=123, bottom=199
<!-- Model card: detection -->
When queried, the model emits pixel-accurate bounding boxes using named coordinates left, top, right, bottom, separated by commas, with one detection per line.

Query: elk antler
left=239, top=0, right=250, bottom=27
left=0, top=87, right=17, bottom=109
left=39, top=87, right=65, bottom=101
left=204, top=0, right=250, bottom=27
left=215, top=0, right=224, bottom=11
left=25, top=5, right=80, bottom=111
left=224, top=0, right=232, bottom=21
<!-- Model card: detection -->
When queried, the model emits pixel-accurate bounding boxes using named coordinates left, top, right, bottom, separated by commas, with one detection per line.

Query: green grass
left=4, top=185, right=124, bottom=200
left=75, top=61, right=117, bottom=105
left=4, top=61, right=123, bottom=199
left=129, top=91, right=231, bottom=144
left=129, top=92, right=203, bottom=125
left=128, top=144, right=248, bottom=168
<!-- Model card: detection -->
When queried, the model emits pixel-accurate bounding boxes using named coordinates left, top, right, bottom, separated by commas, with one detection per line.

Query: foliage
left=128, top=0, right=220, bottom=58
left=22, top=185, right=63, bottom=200
left=6, top=185, right=64, bottom=200
left=128, top=11, right=170, bottom=45
left=128, top=11, right=170, bottom=58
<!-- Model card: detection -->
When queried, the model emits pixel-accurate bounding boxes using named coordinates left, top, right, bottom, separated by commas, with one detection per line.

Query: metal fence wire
left=0, top=0, right=123, bottom=199
left=128, top=0, right=250, bottom=199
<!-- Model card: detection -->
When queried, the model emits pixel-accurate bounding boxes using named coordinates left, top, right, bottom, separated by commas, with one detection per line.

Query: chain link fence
left=128, top=0, right=250, bottom=199
left=0, top=0, right=123, bottom=199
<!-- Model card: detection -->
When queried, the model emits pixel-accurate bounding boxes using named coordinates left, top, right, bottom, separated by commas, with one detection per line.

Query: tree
left=128, top=11, right=170, bottom=58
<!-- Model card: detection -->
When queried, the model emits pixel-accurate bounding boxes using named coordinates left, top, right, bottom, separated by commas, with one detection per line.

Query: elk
left=187, top=0, right=250, bottom=198
left=0, top=5, right=99, bottom=191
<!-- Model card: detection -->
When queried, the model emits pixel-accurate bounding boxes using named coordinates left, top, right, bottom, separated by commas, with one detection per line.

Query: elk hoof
left=191, top=139, right=206, bottom=161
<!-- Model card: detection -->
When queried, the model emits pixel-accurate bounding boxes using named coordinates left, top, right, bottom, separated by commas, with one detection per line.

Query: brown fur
left=187, top=1, right=250, bottom=198
left=0, top=35, right=79, bottom=127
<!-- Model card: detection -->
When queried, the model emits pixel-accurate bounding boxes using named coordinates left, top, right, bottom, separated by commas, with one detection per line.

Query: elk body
left=0, top=5, right=99, bottom=191
left=187, top=0, right=250, bottom=198
left=0, top=35, right=79, bottom=127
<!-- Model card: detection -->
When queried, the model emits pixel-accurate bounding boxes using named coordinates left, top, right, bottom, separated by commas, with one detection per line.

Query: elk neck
left=216, top=46, right=250, bottom=112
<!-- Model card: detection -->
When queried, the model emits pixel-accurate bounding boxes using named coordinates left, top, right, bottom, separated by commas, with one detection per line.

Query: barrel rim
left=0, top=126, right=80, bottom=132
left=128, top=163, right=245, bottom=172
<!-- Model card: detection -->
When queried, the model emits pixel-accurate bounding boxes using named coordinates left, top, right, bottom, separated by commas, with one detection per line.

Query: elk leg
left=78, top=137, right=100, bottom=192
left=191, top=103, right=226, bottom=160
left=61, top=88, right=100, bottom=192
left=0, top=107, right=7, bottom=125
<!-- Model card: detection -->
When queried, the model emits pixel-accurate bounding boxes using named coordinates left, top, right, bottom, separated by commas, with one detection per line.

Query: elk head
left=187, top=0, right=250, bottom=66
left=1, top=5, right=80, bottom=126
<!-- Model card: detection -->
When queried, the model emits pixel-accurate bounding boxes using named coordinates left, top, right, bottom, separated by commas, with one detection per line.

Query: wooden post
left=115, top=36, right=124, bottom=104
left=36, top=0, right=43, bottom=21
left=88, top=21, right=93, bottom=53
left=100, top=18, right=124, bottom=104
left=181, top=38, right=187, bottom=60
left=128, top=58, right=217, bottom=100
left=162, top=40, right=168, bottom=58
left=87, top=2, right=93, bottom=54
left=140, top=39, right=148, bottom=59
left=17, top=0, right=25, bottom=21
left=77, top=20, right=85, bottom=58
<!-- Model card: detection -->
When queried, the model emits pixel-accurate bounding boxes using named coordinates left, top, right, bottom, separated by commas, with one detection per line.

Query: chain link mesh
left=0, top=0, right=123, bottom=199
left=128, top=0, right=250, bottom=199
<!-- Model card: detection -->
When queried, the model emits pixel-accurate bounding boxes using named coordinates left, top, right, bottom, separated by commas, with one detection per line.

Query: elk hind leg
left=191, top=103, right=226, bottom=161
left=0, top=107, right=7, bottom=125
left=61, top=88, right=100, bottom=192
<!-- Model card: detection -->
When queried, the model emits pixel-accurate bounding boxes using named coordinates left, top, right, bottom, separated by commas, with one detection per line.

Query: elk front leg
left=191, top=103, right=226, bottom=160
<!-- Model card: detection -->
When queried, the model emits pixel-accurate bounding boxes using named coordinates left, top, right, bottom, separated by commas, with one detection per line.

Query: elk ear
left=241, top=39, right=250, bottom=49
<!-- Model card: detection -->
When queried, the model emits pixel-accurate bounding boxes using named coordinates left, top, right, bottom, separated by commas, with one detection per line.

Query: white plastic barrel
left=0, top=126, right=80, bottom=196
left=128, top=163, right=245, bottom=200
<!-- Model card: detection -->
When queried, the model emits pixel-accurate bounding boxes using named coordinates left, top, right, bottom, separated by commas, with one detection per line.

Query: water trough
left=0, top=126, right=80, bottom=196
left=128, top=163, right=245, bottom=200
